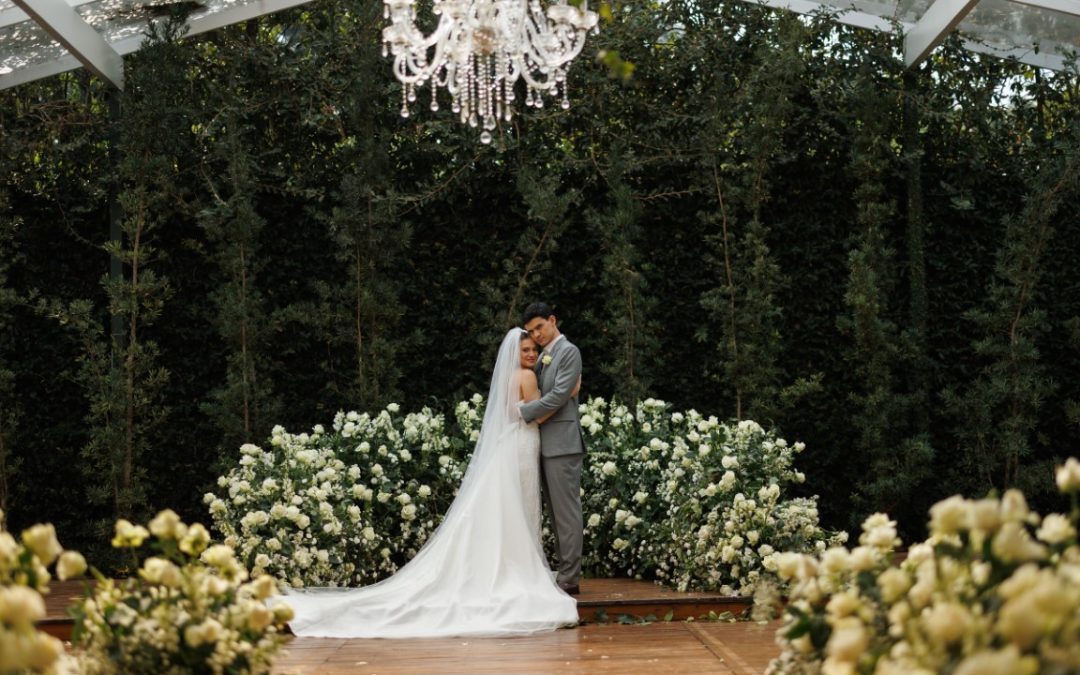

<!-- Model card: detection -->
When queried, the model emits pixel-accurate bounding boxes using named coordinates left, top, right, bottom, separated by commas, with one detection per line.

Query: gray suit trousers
left=540, top=452, right=583, bottom=588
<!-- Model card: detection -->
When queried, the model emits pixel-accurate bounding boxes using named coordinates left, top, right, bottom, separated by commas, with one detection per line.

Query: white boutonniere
left=541, top=354, right=553, bottom=366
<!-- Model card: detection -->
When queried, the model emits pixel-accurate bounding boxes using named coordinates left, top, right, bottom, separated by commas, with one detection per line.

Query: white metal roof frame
left=0, top=0, right=1077, bottom=92
left=1, top=0, right=317, bottom=90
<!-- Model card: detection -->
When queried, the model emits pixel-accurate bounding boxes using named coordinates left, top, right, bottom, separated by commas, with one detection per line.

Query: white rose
left=0, top=585, right=46, bottom=626
left=21, top=524, right=63, bottom=565
left=601, top=461, right=617, bottom=476
left=363, top=527, right=376, bottom=541
left=848, top=546, right=878, bottom=571
left=1056, top=457, right=1080, bottom=492
left=56, top=551, right=87, bottom=581
left=1035, top=513, right=1075, bottom=544
left=402, top=504, right=417, bottom=520
left=992, top=522, right=1047, bottom=563
left=587, top=514, right=602, bottom=528
left=999, top=489, right=1031, bottom=523
left=141, top=557, right=183, bottom=587
left=969, top=498, right=1002, bottom=533
left=877, top=568, right=912, bottom=604
left=418, top=485, right=431, bottom=498
left=923, top=602, right=971, bottom=645
left=826, top=590, right=861, bottom=618
left=826, top=617, right=868, bottom=663
left=953, top=646, right=1031, bottom=675
left=929, top=496, right=970, bottom=536
left=820, top=547, right=849, bottom=575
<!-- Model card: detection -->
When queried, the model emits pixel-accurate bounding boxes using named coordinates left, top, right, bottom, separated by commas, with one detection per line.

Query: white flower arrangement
left=207, top=404, right=465, bottom=587
left=0, top=509, right=86, bottom=674
left=73, top=510, right=292, bottom=675
left=576, top=397, right=842, bottom=594
left=767, top=458, right=1080, bottom=675
left=211, top=397, right=837, bottom=597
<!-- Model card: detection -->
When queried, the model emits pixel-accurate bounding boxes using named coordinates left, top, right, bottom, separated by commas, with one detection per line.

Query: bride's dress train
left=283, top=330, right=577, bottom=638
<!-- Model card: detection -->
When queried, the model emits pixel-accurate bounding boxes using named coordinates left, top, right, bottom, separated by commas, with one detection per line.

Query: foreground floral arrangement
left=73, top=510, right=293, bottom=674
left=208, top=396, right=843, bottom=595
left=768, top=457, right=1080, bottom=674
left=0, top=508, right=86, bottom=674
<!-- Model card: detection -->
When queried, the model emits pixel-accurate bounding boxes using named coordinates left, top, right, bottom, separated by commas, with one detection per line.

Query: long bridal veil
left=283, top=329, right=579, bottom=638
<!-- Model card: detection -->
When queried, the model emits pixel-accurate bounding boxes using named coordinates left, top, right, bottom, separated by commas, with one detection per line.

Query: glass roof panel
left=959, top=0, right=1080, bottom=64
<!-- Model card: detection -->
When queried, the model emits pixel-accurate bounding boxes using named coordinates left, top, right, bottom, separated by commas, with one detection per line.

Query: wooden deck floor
left=272, top=621, right=782, bottom=674
left=44, top=578, right=778, bottom=672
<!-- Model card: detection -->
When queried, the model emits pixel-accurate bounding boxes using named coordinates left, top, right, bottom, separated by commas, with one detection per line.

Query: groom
left=519, top=302, right=586, bottom=596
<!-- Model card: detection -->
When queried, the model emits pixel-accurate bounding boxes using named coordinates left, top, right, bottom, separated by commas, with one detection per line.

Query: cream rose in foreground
left=75, top=510, right=291, bottom=674
left=21, top=523, right=63, bottom=567
left=1, top=511, right=85, bottom=675
left=1056, top=457, right=1080, bottom=493
left=767, top=458, right=1080, bottom=675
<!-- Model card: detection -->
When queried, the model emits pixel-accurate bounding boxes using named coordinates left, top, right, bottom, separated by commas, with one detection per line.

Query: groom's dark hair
left=521, top=302, right=555, bottom=326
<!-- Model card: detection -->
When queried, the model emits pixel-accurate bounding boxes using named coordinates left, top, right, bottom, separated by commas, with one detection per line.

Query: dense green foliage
left=2, top=0, right=1079, bottom=562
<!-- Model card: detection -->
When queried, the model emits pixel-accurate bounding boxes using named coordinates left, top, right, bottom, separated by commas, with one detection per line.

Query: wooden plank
left=272, top=623, right=740, bottom=674
left=686, top=621, right=783, bottom=675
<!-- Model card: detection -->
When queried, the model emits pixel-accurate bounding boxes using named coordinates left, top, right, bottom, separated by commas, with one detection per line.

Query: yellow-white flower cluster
left=75, top=510, right=292, bottom=675
left=768, top=458, right=1080, bottom=675
left=0, top=508, right=86, bottom=674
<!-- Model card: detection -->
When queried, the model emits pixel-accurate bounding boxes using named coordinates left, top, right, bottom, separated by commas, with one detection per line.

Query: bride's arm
left=520, top=370, right=560, bottom=425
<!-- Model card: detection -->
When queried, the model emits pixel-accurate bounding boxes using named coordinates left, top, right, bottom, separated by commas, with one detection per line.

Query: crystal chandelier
left=382, top=0, right=599, bottom=143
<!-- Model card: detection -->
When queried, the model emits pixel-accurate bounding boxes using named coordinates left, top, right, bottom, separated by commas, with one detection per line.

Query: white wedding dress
left=283, top=329, right=578, bottom=638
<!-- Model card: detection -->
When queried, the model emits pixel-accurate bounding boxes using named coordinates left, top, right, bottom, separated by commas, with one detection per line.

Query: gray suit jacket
left=519, top=336, right=586, bottom=458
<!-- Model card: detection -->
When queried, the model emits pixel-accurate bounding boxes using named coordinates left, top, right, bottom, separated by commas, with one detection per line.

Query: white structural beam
left=754, top=0, right=897, bottom=32
left=904, top=0, right=982, bottom=67
left=177, top=0, right=317, bottom=38
left=11, top=0, right=124, bottom=88
left=1010, top=0, right=1080, bottom=16
left=0, top=0, right=96, bottom=30
left=1, top=0, right=317, bottom=90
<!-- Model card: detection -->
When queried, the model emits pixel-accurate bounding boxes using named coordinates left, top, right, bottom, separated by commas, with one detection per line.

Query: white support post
left=11, top=0, right=123, bottom=89
left=904, top=0, right=983, bottom=68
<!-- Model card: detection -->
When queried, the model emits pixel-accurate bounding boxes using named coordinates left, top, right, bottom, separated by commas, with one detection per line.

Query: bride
left=283, top=328, right=580, bottom=638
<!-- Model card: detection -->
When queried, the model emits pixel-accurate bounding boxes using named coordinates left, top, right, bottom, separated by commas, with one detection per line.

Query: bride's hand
left=571, top=375, right=581, bottom=399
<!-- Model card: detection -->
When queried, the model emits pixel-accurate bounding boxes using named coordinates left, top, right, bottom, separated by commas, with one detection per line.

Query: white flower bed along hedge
left=208, top=397, right=844, bottom=594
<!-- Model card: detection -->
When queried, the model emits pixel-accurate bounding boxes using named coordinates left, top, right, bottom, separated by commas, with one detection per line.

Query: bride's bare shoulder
left=518, top=368, right=537, bottom=384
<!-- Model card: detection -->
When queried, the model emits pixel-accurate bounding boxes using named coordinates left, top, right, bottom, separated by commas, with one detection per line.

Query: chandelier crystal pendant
left=382, top=0, right=599, bottom=143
